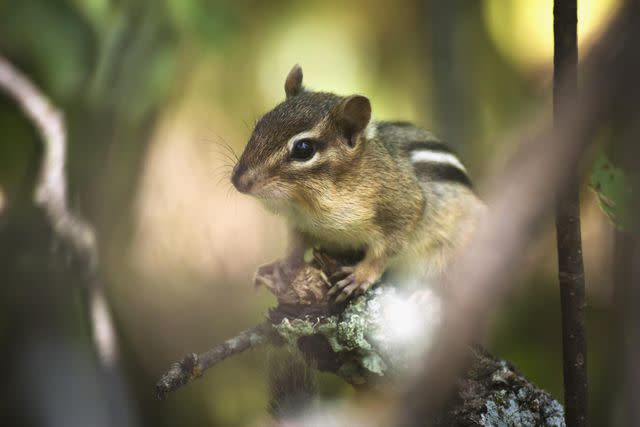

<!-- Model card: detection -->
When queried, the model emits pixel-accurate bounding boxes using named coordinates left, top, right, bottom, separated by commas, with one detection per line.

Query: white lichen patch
left=479, top=367, right=566, bottom=427
left=272, top=285, right=443, bottom=383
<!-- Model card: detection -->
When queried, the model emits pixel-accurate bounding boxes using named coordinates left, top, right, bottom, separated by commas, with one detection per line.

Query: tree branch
left=553, top=1, right=588, bottom=426
left=155, top=322, right=273, bottom=399
left=0, top=54, right=118, bottom=368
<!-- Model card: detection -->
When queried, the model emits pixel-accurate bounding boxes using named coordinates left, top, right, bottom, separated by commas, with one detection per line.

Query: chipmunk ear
left=333, top=95, right=371, bottom=147
left=284, top=64, right=304, bottom=98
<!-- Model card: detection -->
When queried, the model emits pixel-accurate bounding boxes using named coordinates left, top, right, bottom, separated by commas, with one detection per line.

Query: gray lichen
left=272, top=285, right=565, bottom=426
left=272, top=286, right=431, bottom=383
left=480, top=388, right=565, bottom=427
left=448, top=350, right=566, bottom=427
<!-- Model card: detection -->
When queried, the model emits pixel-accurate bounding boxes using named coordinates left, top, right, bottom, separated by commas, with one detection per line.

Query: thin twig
left=156, top=322, right=273, bottom=399
left=553, top=1, right=588, bottom=426
left=0, top=54, right=118, bottom=368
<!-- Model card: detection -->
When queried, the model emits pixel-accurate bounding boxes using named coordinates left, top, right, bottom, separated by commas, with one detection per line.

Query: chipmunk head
left=232, top=65, right=371, bottom=214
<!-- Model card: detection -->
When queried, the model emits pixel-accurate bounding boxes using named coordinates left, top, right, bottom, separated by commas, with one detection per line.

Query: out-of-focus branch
left=553, top=1, right=587, bottom=426
left=615, top=231, right=640, bottom=426
left=618, top=123, right=640, bottom=426
left=398, top=4, right=640, bottom=424
left=0, top=54, right=118, bottom=368
left=156, top=322, right=272, bottom=399
left=0, top=55, right=95, bottom=258
left=624, top=242, right=640, bottom=425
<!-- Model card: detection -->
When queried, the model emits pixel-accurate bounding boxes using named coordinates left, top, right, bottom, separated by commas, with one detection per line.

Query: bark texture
left=553, top=1, right=588, bottom=425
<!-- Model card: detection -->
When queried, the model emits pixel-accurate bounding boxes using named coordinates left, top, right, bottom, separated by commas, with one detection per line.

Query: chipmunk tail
left=267, top=346, right=318, bottom=420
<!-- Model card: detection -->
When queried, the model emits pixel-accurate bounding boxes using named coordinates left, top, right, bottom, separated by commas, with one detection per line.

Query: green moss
left=272, top=318, right=317, bottom=345
left=272, top=287, right=396, bottom=380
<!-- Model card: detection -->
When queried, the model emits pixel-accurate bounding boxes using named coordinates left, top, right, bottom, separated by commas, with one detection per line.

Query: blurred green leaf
left=0, top=0, right=95, bottom=102
left=590, top=150, right=635, bottom=231
left=71, top=0, right=113, bottom=33
left=166, top=0, right=236, bottom=47
left=84, top=3, right=177, bottom=121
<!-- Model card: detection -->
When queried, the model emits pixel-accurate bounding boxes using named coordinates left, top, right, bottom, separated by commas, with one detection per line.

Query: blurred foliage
left=0, top=0, right=178, bottom=235
left=166, top=0, right=238, bottom=47
left=590, top=151, right=634, bottom=231
left=0, top=1, right=628, bottom=426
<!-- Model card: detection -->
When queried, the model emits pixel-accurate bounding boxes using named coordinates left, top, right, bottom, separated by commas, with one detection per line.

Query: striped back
left=374, top=121, right=472, bottom=189
left=405, top=141, right=472, bottom=188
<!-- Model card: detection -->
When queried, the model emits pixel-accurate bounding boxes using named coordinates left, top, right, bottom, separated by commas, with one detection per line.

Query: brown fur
left=232, top=66, right=484, bottom=295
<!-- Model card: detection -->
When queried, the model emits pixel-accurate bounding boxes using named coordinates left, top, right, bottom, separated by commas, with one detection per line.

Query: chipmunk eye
left=291, top=139, right=316, bottom=161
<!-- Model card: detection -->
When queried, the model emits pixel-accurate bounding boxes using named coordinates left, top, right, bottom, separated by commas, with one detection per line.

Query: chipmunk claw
left=329, top=273, right=373, bottom=303
left=329, top=266, right=355, bottom=282
left=328, top=273, right=353, bottom=295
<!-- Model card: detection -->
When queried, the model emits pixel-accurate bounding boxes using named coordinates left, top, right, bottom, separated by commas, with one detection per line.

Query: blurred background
left=0, top=0, right=626, bottom=425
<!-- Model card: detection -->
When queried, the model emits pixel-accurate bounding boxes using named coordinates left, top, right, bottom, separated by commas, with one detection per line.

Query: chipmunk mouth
left=231, top=167, right=292, bottom=209
left=251, top=180, right=290, bottom=200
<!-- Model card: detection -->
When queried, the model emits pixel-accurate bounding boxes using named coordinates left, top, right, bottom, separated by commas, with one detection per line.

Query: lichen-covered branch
left=438, top=348, right=565, bottom=426
left=155, top=250, right=565, bottom=425
left=156, top=322, right=273, bottom=399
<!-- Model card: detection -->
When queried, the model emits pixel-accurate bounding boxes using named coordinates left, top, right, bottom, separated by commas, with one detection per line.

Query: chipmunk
left=232, top=65, right=484, bottom=302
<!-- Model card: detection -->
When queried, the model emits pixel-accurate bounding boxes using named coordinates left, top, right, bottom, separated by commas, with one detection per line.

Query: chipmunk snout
left=231, top=164, right=255, bottom=194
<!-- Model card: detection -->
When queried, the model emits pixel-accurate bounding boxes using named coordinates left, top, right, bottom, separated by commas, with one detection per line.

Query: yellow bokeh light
left=484, top=0, right=622, bottom=70
left=257, top=10, right=373, bottom=107
left=255, top=7, right=422, bottom=125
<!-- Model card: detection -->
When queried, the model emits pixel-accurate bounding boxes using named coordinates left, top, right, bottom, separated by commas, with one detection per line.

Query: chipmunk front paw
left=327, top=266, right=376, bottom=303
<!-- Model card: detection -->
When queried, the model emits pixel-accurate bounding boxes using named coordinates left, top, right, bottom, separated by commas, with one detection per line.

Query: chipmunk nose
left=231, top=165, right=254, bottom=194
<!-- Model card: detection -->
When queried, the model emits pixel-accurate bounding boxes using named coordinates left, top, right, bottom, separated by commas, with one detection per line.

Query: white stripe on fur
left=410, top=150, right=467, bottom=172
